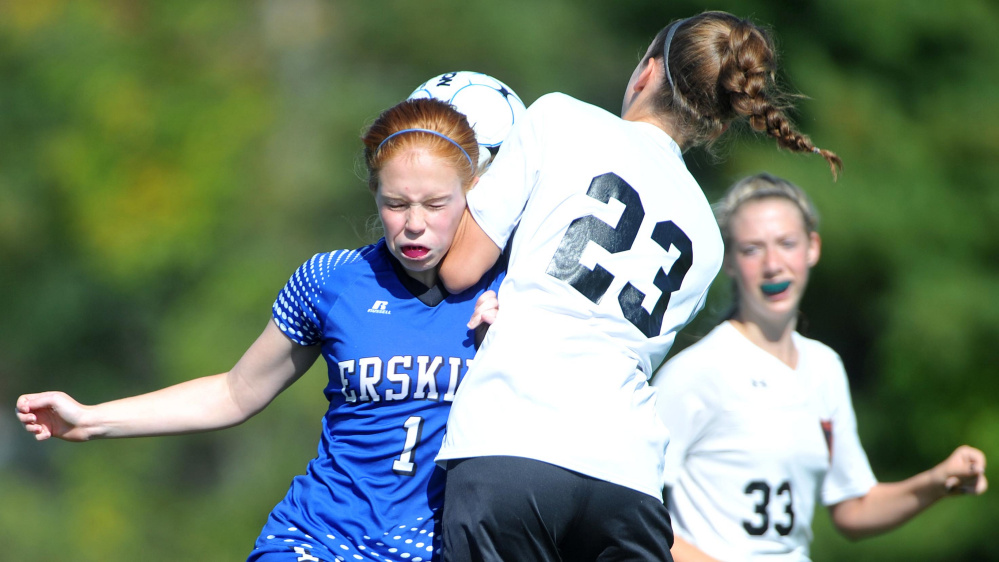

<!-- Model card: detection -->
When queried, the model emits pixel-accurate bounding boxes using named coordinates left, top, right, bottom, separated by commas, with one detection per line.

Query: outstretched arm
left=16, top=321, right=320, bottom=441
left=829, top=445, right=987, bottom=540
left=439, top=208, right=502, bottom=294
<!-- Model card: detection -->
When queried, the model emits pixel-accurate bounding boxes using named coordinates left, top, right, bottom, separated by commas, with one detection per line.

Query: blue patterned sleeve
left=272, top=251, right=361, bottom=346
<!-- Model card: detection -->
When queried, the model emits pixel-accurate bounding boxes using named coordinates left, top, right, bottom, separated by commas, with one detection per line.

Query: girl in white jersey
left=435, top=11, right=841, bottom=562
left=654, top=173, right=988, bottom=562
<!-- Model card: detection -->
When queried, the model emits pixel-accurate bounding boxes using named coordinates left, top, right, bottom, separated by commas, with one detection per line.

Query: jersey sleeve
left=821, top=352, right=878, bottom=505
left=464, top=94, right=549, bottom=250
left=272, top=251, right=357, bottom=346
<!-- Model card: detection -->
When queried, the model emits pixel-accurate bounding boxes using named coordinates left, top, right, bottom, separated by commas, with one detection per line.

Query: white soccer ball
left=409, top=71, right=526, bottom=168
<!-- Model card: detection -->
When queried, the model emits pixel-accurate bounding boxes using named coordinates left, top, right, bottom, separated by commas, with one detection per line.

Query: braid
left=647, top=11, right=842, bottom=179
left=720, top=21, right=842, bottom=178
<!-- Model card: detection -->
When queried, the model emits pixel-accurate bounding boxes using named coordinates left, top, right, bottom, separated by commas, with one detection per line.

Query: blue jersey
left=248, top=240, right=501, bottom=562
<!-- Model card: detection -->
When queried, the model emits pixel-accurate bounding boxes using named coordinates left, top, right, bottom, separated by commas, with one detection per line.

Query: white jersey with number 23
left=437, top=93, right=724, bottom=499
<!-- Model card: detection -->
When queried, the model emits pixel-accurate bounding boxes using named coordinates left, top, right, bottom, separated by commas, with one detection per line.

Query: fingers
left=947, top=475, right=987, bottom=496
left=944, top=445, right=989, bottom=496
left=16, top=393, right=36, bottom=413
left=16, top=395, right=42, bottom=437
left=17, top=392, right=61, bottom=412
left=468, top=291, right=499, bottom=329
left=18, top=415, right=53, bottom=441
left=28, top=424, right=52, bottom=441
left=15, top=394, right=41, bottom=423
left=16, top=393, right=52, bottom=422
left=15, top=392, right=62, bottom=441
left=944, top=475, right=960, bottom=493
left=966, top=445, right=986, bottom=473
left=955, top=445, right=986, bottom=475
left=973, top=473, right=988, bottom=495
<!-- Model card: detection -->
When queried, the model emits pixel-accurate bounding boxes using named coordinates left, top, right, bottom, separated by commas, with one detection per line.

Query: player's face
left=376, top=148, right=467, bottom=287
left=724, top=197, right=821, bottom=328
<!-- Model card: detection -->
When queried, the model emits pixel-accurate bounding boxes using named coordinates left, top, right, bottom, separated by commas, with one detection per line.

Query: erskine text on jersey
left=336, top=355, right=470, bottom=403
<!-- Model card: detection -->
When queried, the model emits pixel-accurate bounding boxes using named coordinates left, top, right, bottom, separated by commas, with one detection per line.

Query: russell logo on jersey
left=367, top=300, right=391, bottom=315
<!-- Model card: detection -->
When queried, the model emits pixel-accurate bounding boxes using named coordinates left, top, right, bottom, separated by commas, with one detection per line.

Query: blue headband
left=662, top=18, right=689, bottom=90
left=376, top=128, right=473, bottom=168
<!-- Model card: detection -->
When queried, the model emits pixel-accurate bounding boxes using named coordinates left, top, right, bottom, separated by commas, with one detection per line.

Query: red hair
left=362, top=98, right=480, bottom=192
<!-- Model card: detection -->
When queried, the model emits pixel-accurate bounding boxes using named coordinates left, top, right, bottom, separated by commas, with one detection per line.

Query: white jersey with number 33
left=654, top=321, right=877, bottom=561
left=437, top=93, right=724, bottom=498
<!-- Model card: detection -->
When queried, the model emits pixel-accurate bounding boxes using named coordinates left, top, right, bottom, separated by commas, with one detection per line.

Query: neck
left=622, top=98, right=687, bottom=149
left=728, top=312, right=799, bottom=368
left=406, top=268, right=437, bottom=289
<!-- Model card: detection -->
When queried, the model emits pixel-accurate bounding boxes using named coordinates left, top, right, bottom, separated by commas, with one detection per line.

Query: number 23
left=546, top=172, right=693, bottom=338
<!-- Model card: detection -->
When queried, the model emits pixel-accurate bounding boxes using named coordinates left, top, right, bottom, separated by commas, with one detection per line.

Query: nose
left=405, top=207, right=426, bottom=234
left=762, top=247, right=782, bottom=275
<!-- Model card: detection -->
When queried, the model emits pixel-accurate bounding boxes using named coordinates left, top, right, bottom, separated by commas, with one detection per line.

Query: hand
left=467, top=290, right=499, bottom=330
left=938, top=445, right=987, bottom=496
left=15, top=392, right=91, bottom=442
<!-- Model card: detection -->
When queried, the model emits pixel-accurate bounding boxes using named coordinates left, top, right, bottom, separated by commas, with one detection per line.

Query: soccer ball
left=409, top=71, right=526, bottom=167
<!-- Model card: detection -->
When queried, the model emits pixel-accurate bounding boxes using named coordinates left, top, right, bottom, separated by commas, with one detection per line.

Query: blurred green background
left=2, top=1, right=996, bottom=560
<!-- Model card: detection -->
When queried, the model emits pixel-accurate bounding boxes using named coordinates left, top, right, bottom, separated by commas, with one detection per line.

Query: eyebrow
left=381, top=194, right=454, bottom=205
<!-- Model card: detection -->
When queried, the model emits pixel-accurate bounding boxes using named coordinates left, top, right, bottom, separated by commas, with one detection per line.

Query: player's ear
left=807, top=231, right=821, bottom=267
left=633, top=57, right=658, bottom=92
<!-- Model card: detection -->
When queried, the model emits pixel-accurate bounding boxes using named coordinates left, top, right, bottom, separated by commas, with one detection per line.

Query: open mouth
left=401, top=245, right=430, bottom=259
left=760, top=281, right=791, bottom=296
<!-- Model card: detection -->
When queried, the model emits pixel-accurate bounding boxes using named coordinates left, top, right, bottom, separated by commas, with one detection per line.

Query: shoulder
left=292, top=243, right=383, bottom=282
left=279, top=243, right=390, bottom=307
left=273, top=243, right=387, bottom=345
left=794, top=331, right=845, bottom=369
left=310, top=244, right=381, bottom=272
left=654, top=323, right=732, bottom=390
left=793, top=332, right=852, bottom=396
left=529, top=93, right=617, bottom=121
left=530, top=92, right=579, bottom=110
left=671, top=323, right=734, bottom=365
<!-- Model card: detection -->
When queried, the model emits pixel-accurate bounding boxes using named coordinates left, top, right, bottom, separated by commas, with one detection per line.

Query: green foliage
left=2, top=1, right=996, bottom=560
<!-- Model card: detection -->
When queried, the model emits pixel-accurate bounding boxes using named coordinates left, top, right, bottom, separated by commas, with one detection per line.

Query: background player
left=433, top=11, right=841, bottom=561
left=654, top=172, right=988, bottom=561
left=16, top=96, right=503, bottom=562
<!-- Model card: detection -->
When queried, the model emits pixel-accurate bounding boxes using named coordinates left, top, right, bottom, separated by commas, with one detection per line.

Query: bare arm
left=439, top=207, right=502, bottom=294
left=670, top=535, right=721, bottom=562
left=829, top=445, right=987, bottom=540
left=16, top=321, right=320, bottom=441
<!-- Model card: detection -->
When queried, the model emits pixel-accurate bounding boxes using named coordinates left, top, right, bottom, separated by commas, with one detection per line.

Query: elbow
left=834, top=524, right=868, bottom=542
left=829, top=499, right=880, bottom=541
left=439, top=260, right=476, bottom=294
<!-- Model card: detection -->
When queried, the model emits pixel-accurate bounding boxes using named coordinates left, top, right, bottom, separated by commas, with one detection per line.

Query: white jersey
left=654, top=321, right=877, bottom=561
left=437, top=93, right=724, bottom=498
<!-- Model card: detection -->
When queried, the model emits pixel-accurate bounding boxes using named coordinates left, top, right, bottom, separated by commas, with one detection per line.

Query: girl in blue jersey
left=16, top=97, right=503, bottom=562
